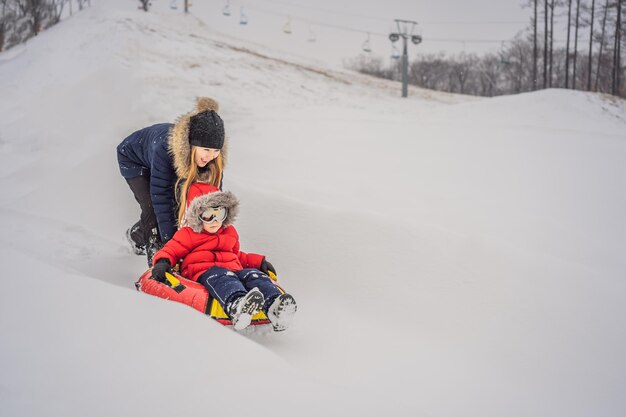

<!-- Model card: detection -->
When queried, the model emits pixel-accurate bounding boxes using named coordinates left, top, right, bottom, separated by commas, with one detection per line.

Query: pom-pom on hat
left=185, top=182, right=239, bottom=232
left=188, top=109, right=225, bottom=150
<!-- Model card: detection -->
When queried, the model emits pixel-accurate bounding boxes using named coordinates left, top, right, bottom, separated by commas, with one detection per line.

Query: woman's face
left=194, top=147, right=220, bottom=167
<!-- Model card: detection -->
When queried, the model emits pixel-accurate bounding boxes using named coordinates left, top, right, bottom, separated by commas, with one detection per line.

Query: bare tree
left=549, top=0, right=556, bottom=87
left=565, top=0, right=573, bottom=87
left=573, top=0, right=581, bottom=89
left=543, top=0, right=548, bottom=88
left=534, top=0, right=539, bottom=89
left=347, top=55, right=395, bottom=80
left=50, top=0, right=65, bottom=25
left=587, top=0, right=596, bottom=90
left=409, top=53, right=451, bottom=91
left=550, top=47, right=569, bottom=87
left=502, top=37, right=534, bottom=93
left=450, top=53, right=477, bottom=94
left=19, top=0, right=48, bottom=35
left=478, top=54, right=502, bottom=96
left=613, top=0, right=623, bottom=95
left=0, top=0, right=92, bottom=52
left=595, top=0, right=610, bottom=90
left=0, top=0, right=12, bottom=51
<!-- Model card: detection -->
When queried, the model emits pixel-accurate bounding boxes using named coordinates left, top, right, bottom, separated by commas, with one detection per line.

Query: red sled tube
left=135, top=269, right=271, bottom=326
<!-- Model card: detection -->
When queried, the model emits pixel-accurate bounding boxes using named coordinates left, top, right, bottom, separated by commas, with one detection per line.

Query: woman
left=117, top=97, right=227, bottom=264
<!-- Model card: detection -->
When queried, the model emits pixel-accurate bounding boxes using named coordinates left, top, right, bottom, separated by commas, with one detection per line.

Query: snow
left=1, top=1, right=626, bottom=416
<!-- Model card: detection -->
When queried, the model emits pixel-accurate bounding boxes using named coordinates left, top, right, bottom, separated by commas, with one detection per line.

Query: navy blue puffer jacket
left=117, top=123, right=178, bottom=241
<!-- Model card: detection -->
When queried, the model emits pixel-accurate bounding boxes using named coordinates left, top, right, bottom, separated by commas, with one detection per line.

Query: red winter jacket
left=152, top=225, right=265, bottom=282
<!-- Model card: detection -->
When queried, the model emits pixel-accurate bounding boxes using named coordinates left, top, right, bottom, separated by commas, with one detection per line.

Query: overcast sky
left=185, top=0, right=534, bottom=66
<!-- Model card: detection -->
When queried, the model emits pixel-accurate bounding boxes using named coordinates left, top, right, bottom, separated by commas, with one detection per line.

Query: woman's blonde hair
left=176, top=146, right=224, bottom=225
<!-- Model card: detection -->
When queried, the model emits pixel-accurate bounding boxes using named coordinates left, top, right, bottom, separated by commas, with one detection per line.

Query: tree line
left=0, top=0, right=90, bottom=52
left=350, top=0, right=625, bottom=98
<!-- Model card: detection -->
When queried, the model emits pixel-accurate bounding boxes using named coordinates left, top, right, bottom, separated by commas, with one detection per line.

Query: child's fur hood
left=185, top=190, right=239, bottom=233
left=168, top=97, right=228, bottom=180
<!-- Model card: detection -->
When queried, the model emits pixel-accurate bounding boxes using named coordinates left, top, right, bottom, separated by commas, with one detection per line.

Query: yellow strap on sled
left=165, top=272, right=186, bottom=293
left=268, top=270, right=278, bottom=282
left=164, top=272, right=180, bottom=287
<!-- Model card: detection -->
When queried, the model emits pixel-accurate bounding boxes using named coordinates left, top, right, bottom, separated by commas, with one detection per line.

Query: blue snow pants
left=197, top=266, right=282, bottom=312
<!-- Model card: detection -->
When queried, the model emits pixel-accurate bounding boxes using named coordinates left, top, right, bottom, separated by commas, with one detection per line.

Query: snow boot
left=266, top=293, right=297, bottom=332
left=145, top=228, right=162, bottom=266
left=227, top=288, right=264, bottom=330
left=126, top=223, right=146, bottom=256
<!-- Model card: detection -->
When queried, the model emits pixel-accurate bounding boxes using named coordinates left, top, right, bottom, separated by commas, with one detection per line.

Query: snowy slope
left=1, top=1, right=626, bottom=417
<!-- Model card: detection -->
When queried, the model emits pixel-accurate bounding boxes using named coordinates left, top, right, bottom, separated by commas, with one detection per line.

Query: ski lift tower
left=389, top=19, right=422, bottom=97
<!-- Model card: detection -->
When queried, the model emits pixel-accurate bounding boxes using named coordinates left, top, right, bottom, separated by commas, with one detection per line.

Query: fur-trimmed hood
left=168, top=97, right=228, bottom=181
left=185, top=190, right=239, bottom=233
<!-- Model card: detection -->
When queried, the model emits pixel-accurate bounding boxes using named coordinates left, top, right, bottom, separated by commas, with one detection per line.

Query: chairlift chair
left=307, top=25, right=316, bottom=43
left=391, top=44, right=401, bottom=60
left=222, top=0, right=231, bottom=16
left=283, top=17, right=292, bottom=34
left=362, top=33, right=372, bottom=53
left=499, top=42, right=510, bottom=66
left=239, top=7, right=248, bottom=25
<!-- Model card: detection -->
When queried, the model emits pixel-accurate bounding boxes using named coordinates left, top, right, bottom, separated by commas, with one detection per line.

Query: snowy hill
left=1, top=1, right=626, bottom=417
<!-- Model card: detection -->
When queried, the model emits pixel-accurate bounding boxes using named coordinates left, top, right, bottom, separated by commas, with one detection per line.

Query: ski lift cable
left=244, top=4, right=388, bottom=37
left=219, top=3, right=536, bottom=46
left=256, top=0, right=527, bottom=26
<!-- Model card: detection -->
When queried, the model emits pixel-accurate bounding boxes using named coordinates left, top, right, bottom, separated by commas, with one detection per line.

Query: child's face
left=202, top=219, right=223, bottom=233
left=194, top=147, right=221, bottom=167
left=199, top=206, right=227, bottom=233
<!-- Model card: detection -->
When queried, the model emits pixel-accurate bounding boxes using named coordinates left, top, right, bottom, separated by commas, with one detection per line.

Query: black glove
left=259, top=258, right=277, bottom=276
left=151, top=258, right=172, bottom=283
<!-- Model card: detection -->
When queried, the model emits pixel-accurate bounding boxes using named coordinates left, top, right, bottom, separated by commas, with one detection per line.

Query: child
left=150, top=183, right=297, bottom=331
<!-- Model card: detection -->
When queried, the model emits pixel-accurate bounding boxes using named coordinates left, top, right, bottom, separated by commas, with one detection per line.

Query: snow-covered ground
left=1, top=1, right=626, bottom=416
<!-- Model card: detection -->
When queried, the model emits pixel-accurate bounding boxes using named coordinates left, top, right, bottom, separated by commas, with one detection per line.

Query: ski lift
left=222, top=0, right=230, bottom=16
left=499, top=52, right=511, bottom=66
left=362, top=32, right=372, bottom=53
left=239, top=7, right=248, bottom=25
left=391, top=43, right=401, bottom=60
left=170, top=0, right=178, bottom=10
left=307, top=25, right=316, bottom=43
left=283, top=17, right=292, bottom=34
left=499, top=42, right=510, bottom=66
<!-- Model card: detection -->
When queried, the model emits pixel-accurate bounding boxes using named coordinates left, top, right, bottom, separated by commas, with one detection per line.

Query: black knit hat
left=188, top=110, right=225, bottom=149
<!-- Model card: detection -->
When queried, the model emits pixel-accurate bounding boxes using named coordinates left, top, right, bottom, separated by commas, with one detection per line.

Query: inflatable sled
left=135, top=269, right=284, bottom=326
